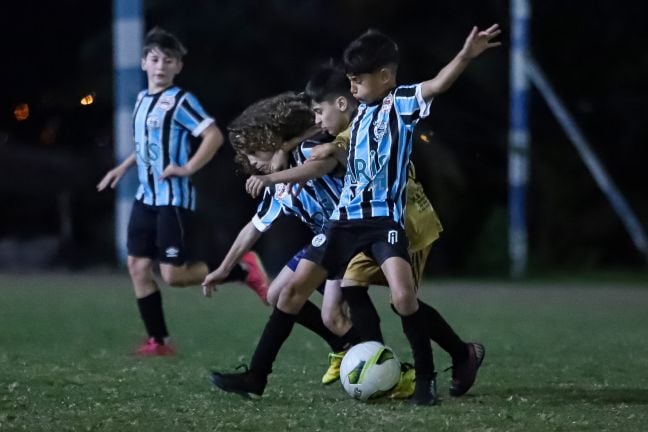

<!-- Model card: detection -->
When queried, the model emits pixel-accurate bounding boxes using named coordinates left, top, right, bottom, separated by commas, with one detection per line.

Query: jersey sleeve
left=251, top=187, right=283, bottom=232
left=174, top=92, right=216, bottom=137
left=393, top=84, right=432, bottom=127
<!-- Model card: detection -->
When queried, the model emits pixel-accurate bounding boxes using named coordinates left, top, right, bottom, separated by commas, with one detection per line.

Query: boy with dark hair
left=97, top=27, right=269, bottom=356
left=210, top=25, right=499, bottom=405
left=304, top=61, right=484, bottom=396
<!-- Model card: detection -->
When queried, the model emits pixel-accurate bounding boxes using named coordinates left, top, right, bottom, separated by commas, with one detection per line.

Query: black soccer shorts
left=126, top=200, right=196, bottom=266
left=320, top=217, right=410, bottom=279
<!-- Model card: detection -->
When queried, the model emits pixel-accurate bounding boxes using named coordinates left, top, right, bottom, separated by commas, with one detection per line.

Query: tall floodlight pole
left=113, top=0, right=143, bottom=265
left=509, top=0, right=530, bottom=278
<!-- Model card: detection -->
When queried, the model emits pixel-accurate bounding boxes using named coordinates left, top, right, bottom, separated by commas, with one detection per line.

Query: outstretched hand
left=97, top=168, right=125, bottom=191
left=460, top=24, right=501, bottom=59
left=201, top=267, right=229, bottom=298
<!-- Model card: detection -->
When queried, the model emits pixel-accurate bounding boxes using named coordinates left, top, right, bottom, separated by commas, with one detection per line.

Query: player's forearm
left=219, top=221, right=263, bottom=274
left=119, top=153, right=137, bottom=171
left=185, top=125, right=224, bottom=174
left=280, top=126, right=321, bottom=153
left=420, top=53, right=472, bottom=100
left=266, top=158, right=338, bottom=184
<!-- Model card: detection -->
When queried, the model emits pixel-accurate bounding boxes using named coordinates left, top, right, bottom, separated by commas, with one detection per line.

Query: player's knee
left=277, top=282, right=308, bottom=313
left=391, top=290, right=418, bottom=316
left=127, top=257, right=152, bottom=285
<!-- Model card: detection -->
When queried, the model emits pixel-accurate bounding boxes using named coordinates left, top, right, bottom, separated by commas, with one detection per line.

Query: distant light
left=13, top=103, right=30, bottom=121
left=80, top=93, right=95, bottom=106
left=419, top=133, right=430, bottom=143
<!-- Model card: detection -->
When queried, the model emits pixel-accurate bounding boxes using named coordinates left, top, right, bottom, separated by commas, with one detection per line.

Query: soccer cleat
left=388, top=363, right=416, bottom=399
left=449, top=342, right=486, bottom=397
left=410, top=372, right=438, bottom=406
left=240, top=251, right=270, bottom=305
left=321, top=351, right=345, bottom=385
left=134, top=337, right=176, bottom=357
left=210, top=365, right=267, bottom=399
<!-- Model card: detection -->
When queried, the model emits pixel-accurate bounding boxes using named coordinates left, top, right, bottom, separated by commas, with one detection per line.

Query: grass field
left=1, top=273, right=647, bottom=431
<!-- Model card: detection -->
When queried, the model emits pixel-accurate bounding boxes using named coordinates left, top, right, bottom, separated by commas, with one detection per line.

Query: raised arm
left=160, top=123, right=224, bottom=179
left=420, top=24, right=501, bottom=101
left=202, top=220, right=263, bottom=296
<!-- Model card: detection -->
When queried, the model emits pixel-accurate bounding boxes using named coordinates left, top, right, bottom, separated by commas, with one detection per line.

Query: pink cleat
left=240, top=251, right=270, bottom=305
left=134, top=338, right=176, bottom=357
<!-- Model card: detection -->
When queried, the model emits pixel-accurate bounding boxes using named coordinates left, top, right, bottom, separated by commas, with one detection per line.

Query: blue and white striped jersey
left=132, top=86, right=215, bottom=210
left=251, top=134, right=344, bottom=235
left=331, top=83, right=432, bottom=226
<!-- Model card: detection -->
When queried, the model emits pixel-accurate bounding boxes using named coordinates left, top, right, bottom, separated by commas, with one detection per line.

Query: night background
left=2, top=0, right=647, bottom=277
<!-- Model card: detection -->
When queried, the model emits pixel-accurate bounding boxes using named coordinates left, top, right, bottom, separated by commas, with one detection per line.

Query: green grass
left=1, top=273, right=647, bottom=431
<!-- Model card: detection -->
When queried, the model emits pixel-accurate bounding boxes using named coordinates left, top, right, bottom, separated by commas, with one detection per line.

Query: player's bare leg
left=210, top=259, right=328, bottom=398
left=381, top=257, right=437, bottom=405
left=160, top=262, right=209, bottom=287
left=266, top=265, right=295, bottom=306
left=321, top=280, right=351, bottom=337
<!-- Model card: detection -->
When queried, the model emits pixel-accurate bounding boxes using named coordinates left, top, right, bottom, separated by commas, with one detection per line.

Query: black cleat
left=449, top=342, right=485, bottom=397
left=210, top=365, right=267, bottom=399
left=409, top=373, right=438, bottom=406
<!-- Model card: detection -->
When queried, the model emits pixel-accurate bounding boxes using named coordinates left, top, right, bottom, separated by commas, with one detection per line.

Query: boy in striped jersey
left=314, top=25, right=500, bottom=405
left=97, top=28, right=268, bottom=356
left=304, top=62, right=485, bottom=396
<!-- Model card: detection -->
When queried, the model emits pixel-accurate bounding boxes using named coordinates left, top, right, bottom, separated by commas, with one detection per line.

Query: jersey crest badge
left=274, top=183, right=288, bottom=199
left=158, top=95, right=176, bottom=111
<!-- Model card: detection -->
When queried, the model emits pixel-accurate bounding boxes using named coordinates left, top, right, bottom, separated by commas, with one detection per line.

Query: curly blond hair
left=228, top=92, right=313, bottom=173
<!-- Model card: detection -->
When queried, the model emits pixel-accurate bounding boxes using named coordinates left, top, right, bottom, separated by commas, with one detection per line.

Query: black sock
left=399, top=306, right=435, bottom=379
left=136, top=291, right=169, bottom=344
left=342, top=286, right=384, bottom=343
left=418, top=301, right=469, bottom=363
left=250, top=307, right=296, bottom=377
left=294, top=300, right=347, bottom=352
left=224, top=263, right=247, bottom=283
left=340, top=326, right=362, bottom=348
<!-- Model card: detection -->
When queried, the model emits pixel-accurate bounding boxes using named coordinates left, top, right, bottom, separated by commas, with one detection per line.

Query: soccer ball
left=340, top=341, right=401, bottom=401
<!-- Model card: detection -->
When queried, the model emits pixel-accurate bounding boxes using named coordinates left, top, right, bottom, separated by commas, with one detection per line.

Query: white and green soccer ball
left=340, top=341, right=401, bottom=401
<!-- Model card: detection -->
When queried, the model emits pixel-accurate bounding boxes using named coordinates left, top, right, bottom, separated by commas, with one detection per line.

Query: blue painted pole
left=113, top=0, right=143, bottom=265
left=509, top=0, right=531, bottom=278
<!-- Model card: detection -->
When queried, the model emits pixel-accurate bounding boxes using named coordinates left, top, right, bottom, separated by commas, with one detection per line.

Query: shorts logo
left=387, top=230, right=398, bottom=245
left=311, top=234, right=327, bottom=247
left=165, top=247, right=179, bottom=258
left=157, top=95, right=176, bottom=111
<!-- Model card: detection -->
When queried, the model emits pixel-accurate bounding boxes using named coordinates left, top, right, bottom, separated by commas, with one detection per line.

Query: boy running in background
left=97, top=28, right=268, bottom=356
